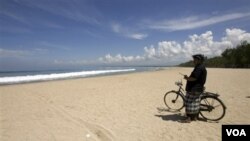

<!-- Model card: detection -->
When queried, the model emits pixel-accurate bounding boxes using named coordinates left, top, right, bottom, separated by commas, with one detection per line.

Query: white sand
left=1, top=67, right=250, bottom=141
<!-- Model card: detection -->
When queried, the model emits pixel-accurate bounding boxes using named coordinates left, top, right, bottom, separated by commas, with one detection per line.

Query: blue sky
left=1, top=0, right=250, bottom=71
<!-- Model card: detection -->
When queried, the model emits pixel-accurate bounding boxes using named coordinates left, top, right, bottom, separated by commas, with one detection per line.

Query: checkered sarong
left=185, top=92, right=201, bottom=114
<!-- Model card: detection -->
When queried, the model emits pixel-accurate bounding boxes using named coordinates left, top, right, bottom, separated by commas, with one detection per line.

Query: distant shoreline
left=0, top=66, right=172, bottom=85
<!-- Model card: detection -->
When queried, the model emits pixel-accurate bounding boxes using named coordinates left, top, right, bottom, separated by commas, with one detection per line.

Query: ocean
left=0, top=66, right=167, bottom=85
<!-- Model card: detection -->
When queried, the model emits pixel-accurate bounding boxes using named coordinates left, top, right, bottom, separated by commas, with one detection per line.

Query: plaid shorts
left=185, top=92, right=202, bottom=114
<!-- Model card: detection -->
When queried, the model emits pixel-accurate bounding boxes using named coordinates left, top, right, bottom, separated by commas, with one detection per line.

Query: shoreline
left=0, top=67, right=173, bottom=86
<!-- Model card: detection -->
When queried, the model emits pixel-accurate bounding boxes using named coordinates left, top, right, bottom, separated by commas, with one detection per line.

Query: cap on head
left=192, top=54, right=205, bottom=61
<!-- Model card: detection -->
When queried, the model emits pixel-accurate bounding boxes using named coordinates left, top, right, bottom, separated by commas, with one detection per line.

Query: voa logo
left=226, top=129, right=246, bottom=136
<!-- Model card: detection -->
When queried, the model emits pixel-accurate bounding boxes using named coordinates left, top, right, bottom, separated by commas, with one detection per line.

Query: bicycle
left=163, top=80, right=226, bottom=121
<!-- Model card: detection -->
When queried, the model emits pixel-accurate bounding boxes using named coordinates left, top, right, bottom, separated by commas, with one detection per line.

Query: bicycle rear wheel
left=164, top=91, right=185, bottom=111
left=199, top=96, right=226, bottom=121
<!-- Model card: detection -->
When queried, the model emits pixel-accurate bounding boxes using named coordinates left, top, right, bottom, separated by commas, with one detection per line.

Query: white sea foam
left=0, top=69, right=135, bottom=85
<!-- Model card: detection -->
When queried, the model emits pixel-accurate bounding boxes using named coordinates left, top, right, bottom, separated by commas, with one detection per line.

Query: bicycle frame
left=173, top=82, right=219, bottom=100
left=172, top=84, right=185, bottom=99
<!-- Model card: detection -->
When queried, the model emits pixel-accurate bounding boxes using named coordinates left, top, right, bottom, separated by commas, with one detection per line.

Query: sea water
left=0, top=66, right=167, bottom=85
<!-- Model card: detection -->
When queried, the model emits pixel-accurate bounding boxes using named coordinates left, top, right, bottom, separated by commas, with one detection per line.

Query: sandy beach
left=1, top=67, right=250, bottom=141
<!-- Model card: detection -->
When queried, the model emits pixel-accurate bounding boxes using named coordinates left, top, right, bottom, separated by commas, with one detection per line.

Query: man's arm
left=184, top=75, right=197, bottom=81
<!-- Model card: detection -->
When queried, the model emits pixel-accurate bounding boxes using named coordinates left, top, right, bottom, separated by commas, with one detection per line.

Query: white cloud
left=144, top=46, right=156, bottom=59
left=111, top=23, right=148, bottom=40
left=129, top=33, right=148, bottom=40
left=1, top=11, right=30, bottom=25
left=100, top=28, right=250, bottom=65
left=99, top=54, right=144, bottom=64
left=38, top=41, right=70, bottom=51
left=17, top=0, right=101, bottom=25
left=112, top=23, right=121, bottom=33
left=222, top=28, right=250, bottom=47
left=147, top=12, right=250, bottom=31
left=0, top=48, right=30, bottom=58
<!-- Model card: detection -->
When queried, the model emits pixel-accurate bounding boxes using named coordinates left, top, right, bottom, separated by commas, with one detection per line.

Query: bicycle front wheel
left=199, top=96, right=226, bottom=121
left=164, top=91, right=185, bottom=111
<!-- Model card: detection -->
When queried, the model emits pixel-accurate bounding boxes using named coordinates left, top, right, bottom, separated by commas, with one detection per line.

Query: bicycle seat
left=175, top=81, right=183, bottom=86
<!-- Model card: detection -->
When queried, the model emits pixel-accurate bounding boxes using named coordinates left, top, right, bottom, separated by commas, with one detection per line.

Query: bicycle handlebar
left=179, top=72, right=185, bottom=76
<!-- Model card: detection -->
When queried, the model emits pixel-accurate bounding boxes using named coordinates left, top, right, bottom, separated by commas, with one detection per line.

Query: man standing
left=182, top=54, right=207, bottom=122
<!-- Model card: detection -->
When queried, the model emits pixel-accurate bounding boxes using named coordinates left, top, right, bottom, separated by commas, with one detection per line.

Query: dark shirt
left=185, top=63, right=207, bottom=92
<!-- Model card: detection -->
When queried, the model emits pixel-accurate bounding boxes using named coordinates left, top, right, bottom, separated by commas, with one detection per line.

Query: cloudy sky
left=1, top=0, right=250, bottom=71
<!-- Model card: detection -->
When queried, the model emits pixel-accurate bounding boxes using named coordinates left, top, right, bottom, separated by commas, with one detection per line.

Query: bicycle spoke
left=213, top=104, right=222, bottom=108
left=164, top=91, right=185, bottom=111
left=199, top=96, right=226, bottom=121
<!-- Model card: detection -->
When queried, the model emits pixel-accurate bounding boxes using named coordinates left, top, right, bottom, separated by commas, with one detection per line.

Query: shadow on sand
left=155, top=113, right=210, bottom=123
left=155, top=114, right=186, bottom=122
left=155, top=107, right=209, bottom=123
left=155, top=107, right=186, bottom=122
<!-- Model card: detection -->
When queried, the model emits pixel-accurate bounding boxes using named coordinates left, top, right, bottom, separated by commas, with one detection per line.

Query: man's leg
left=189, top=113, right=198, bottom=121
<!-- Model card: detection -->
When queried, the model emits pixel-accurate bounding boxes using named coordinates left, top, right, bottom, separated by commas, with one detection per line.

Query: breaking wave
left=0, top=69, right=135, bottom=85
